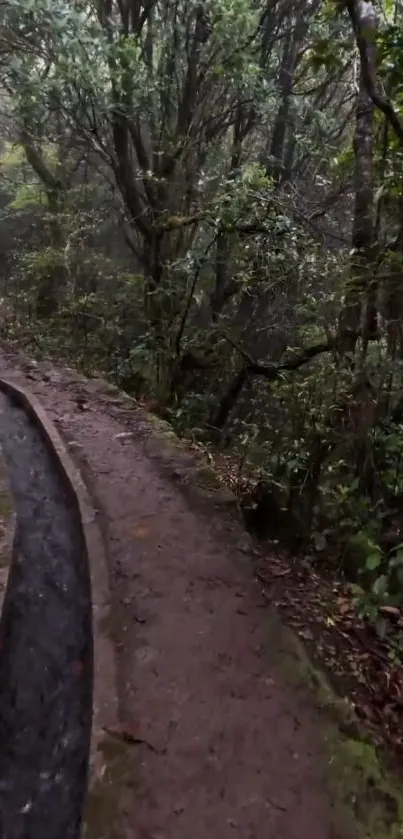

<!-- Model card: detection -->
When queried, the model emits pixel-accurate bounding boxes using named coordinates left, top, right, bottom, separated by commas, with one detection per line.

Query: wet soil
left=0, top=392, right=93, bottom=839
left=0, top=354, right=348, bottom=838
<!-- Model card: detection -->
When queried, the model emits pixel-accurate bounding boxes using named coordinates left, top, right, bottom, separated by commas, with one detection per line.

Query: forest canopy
left=1, top=0, right=403, bottom=622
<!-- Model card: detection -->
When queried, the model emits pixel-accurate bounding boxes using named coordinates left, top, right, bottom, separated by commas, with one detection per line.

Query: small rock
left=76, top=397, right=88, bottom=411
left=238, top=536, right=253, bottom=554
left=114, top=432, right=133, bottom=441
left=121, top=596, right=132, bottom=606
left=170, top=467, right=185, bottom=480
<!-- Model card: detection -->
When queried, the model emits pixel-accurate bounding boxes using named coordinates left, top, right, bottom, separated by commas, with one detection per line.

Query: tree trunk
left=338, top=1, right=377, bottom=354
left=36, top=189, right=66, bottom=318
left=267, top=31, right=297, bottom=183
left=211, top=368, right=248, bottom=432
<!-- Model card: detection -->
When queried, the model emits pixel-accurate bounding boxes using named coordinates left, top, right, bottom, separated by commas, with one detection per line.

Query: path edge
left=0, top=377, right=120, bottom=838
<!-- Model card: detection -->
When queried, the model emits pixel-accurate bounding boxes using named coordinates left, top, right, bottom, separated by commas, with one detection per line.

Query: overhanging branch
left=222, top=331, right=333, bottom=382
left=20, top=132, right=63, bottom=193
left=249, top=340, right=332, bottom=380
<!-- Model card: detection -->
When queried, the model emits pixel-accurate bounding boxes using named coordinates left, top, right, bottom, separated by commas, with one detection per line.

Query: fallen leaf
left=104, top=723, right=140, bottom=744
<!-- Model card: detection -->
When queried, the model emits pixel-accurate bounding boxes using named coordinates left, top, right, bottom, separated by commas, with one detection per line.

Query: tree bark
left=345, top=0, right=403, bottom=145
left=211, top=368, right=248, bottom=431
left=338, top=0, right=376, bottom=354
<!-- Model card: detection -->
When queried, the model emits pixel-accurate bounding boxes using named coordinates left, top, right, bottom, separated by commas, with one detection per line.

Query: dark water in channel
left=0, top=392, right=93, bottom=839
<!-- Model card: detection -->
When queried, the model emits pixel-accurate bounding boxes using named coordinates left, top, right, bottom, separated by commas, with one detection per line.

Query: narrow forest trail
left=0, top=349, right=389, bottom=839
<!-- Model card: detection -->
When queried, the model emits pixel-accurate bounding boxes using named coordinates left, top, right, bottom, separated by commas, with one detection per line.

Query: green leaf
left=366, top=552, right=382, bottom=571
left=372, top=574, right=388, bottom=598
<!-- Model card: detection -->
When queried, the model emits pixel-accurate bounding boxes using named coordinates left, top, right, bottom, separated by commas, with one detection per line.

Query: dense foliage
left=1, top=0, right=403, bottom=623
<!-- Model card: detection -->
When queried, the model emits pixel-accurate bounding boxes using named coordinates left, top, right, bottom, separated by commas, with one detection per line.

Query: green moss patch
left=265, top=608, right=403, bottom=839
left=84, top=735, right=133, bottom=839
left=143, top=413, right=237, bottom=509
left=327, top=736, right=403, bottom=839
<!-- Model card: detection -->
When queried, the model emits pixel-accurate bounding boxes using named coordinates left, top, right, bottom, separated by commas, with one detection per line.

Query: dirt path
left=0, top=355, right=346, bottom=839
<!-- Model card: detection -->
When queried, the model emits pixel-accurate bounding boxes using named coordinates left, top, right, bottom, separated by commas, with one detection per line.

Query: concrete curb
left=0, top=377, right=119, bottom=834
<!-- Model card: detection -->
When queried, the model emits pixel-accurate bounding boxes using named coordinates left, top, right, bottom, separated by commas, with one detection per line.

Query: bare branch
left=222, top=331, right=334, bottom=382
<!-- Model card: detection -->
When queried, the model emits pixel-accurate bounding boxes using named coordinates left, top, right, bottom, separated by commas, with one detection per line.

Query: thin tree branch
left=221, top=331, right=334, bottom=382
